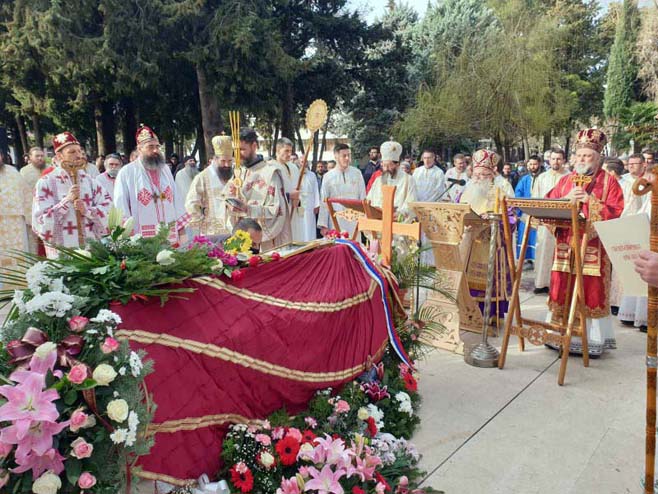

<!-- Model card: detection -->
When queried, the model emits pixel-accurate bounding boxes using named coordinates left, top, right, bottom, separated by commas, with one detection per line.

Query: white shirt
left=413, top=165, right=446, bottom=202
left=317, top=166, right=366, bottom=231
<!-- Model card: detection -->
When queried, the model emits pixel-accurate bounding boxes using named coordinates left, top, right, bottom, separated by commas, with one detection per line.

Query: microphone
left=447, top=178, right=466, bottom=186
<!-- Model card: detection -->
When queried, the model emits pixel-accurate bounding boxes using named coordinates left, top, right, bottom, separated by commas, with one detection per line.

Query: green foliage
left=615, top=101, right=658, bottom=149
left=604, top=0, right=641, bottom=121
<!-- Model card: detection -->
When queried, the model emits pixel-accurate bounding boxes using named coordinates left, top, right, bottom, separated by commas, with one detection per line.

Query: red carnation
left=229, top=462, right=254, bottom=493
left=248, top=256, right=261, bottom=267
left=366, top=417, right=378, bottom=437
left=271, top=252, right=281, bottom=261
left=301, top=429, right=317, bottom=444
left=275, top=435, right=300, bottom=466
left=403, top=373, right=418, bottom=392
left=341, top=231, right=349, bottom=238
left=375, top=472, right=392, bottom=492
left=352, top=487, right=366, bottom=494
left=231, top=269, right=245, bottom=281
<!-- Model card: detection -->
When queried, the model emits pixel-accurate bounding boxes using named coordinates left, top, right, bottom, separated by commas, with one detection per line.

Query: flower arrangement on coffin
left=221, top=355, right=443, bottom=494
left=322, top=230, right=350, bottom=240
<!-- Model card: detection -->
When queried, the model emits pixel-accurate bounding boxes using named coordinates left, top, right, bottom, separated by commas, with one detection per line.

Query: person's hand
left=65, top=184, right=80, bottom=203
left=566, top=186, right=588, bottom=204
left=320, top=227, right=329, bottom=237
left=290, top=190, right=300, bottom=202
left=634, top=250, right=658, bottom=288
left=73, top=199, right=86, bottom=214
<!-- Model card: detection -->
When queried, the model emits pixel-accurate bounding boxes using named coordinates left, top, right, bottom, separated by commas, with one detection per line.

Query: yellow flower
left=224, top=230, right=253, bottom=255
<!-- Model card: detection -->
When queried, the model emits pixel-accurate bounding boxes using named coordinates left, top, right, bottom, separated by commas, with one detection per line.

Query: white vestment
left=366, top=171, right=417, bottom=218
left=20, top=164, right=44, bottom=254
left=185, top=166, right=231, bottom=238
left=534, top=169, right=568, bottom=289
left=444, top=167, right=469, bottom=202
left=317, top=166, right=366, bottom=235
left=85, top=163, right=100, bottom=179
left=114, top=159, right=190, bottom=245
left=96, top=172, right=117, bottom=202
left=175, top=167, right=199, bottom=206
left=33, top=167, right=112, bottom=258
left=0, top=166, right=31, bottom=277
left=412, top=165, right=446, bottom=202
left=272, top=161, right=300, bottom=243
left=291, top=166, right=320, bottom=242
left=617, top=185, right=650, bottom=326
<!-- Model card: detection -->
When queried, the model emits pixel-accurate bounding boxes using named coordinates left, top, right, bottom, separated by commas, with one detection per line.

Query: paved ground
left=414, top=273, right=647, bottom=494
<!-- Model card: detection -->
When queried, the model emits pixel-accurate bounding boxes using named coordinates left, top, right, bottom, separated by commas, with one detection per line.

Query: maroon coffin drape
left=113, top=244, right=391, bottom=485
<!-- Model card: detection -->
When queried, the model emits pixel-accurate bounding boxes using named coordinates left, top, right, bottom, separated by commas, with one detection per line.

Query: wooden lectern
left=411, top=202, right=487, bottom=354
left=498, top=197, right=589, bottom=386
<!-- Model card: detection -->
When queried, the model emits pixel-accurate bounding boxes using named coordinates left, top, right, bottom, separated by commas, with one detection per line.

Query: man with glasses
left=114, top=125, right=190, bottom=245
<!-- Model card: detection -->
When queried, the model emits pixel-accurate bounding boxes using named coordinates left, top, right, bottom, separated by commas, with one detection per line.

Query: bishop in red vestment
left=545, top=128, right=624, bottom=355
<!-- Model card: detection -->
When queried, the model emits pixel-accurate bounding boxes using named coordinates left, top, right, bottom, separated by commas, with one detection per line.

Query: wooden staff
left=633, top=175, right=657, bottom=494
left=60, top=159, right=87, bottom=247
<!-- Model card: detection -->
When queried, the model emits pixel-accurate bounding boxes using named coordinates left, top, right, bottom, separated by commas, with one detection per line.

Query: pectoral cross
left=358, top=185, right=421, bottom=267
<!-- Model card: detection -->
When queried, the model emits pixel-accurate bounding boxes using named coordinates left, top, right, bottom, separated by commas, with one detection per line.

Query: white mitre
left=381, top=140, right=402, bottom=162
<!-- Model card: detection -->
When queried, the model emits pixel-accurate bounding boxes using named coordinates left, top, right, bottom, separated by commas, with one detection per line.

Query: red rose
left=301, top=429, right=317, bottom=444
left=366, top=417, right=378, bottom=437
left=275, top=435, right=301, bottom=466
left=248, top=256, right=261, bottom=267
left=403, top=373, right=418, bottom=392
left=231, top=269, right=245, bottom=281
left=229, top=463, right=254, bottom=493
left=352, top=487, right=366, bottom=494
left=271, top=252, right=281, bottom=261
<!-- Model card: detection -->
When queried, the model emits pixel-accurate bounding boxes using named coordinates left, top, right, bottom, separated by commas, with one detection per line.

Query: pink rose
left=78, top=471, right=97, bottom=489
left=334, top=399, right=350, bottom=414
left=70, top=409, right=89, bottom=432
left=286, top=427, right=302, bottom=442
left=68, top=316, right=89, bottom=332
left=0, top=443, right=12, bottom=459
left=255, top=433, right=271, bottom=446
left=101, top=337, right=120, bottom=354
left=71, top=437, right=93, bottom=459
left=67, top=364, right=88, bottom=385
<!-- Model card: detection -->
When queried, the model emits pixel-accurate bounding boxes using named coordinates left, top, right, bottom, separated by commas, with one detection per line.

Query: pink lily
left=304, top=465, right=345, bottom=494
left=0, top=373, right=59, bottom=424
left=313, top=435, right=353, bottom=467
left=1, top=419, right=69, bottom=458
left=277, top=476, right=301, bottom=494
left=346, top=453, right=381, bottom=482
left=11, top=447, right=65, bottom=479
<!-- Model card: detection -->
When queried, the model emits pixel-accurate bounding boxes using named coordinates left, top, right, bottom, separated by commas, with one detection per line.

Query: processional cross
left=357, top=185, right=421, bottom=267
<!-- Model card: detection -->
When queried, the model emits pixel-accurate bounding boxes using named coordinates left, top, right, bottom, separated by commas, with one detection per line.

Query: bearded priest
left=114, top=125, right=190, bottom=245
left=545, top=128, right=624, bottom=356
left=366, top=140, right=417, bottom=218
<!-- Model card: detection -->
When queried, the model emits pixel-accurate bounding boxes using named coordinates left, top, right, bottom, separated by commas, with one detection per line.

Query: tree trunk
left=197, top=120, right=207, bottom=169
left=15, top=115, right=28, bottom=156
left=101, top=100, right=116, bottom=154
left=31, top=113, right=43, bottom=148
left=312, top=130, right=320, bottom=165
left=564, top=132, right=572, bottom=161
left=196, top=65, right=223, bottom=163
left=320, top=107, right=332, bottom=159
left=296, top=126, right=305, bottom=155
left=280, top=82, right=295, bottom=141
left=121, top=97, right=137, bottom=154
left=271, top=123, right=280, bottom=158
left=543, top=130, right=551, bottom=152
left=164, top=133, right=174, bottom=162
left=94, top=102, right=105, bottom=157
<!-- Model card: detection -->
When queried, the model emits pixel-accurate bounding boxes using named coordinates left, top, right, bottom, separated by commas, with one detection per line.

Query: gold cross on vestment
left=358, top=185, right=421, bottom=267
left=571, top=174, right=592, bottom=188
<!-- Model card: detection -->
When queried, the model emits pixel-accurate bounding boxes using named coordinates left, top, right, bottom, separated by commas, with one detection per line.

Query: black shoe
left=533, top=287, right=549, bottom=294
left=620, top=320, right=635, bottom=326
left=611, top=306, right=619, bottom=316
left=640, top=325, right=648, bottom=333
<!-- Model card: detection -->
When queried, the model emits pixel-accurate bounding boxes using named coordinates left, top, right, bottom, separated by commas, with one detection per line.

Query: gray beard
left=185, top=166, right=197, bottom=177
left=574, top=163, right=592, bottom=175
left=107, top=169, right=119, bottom=178
left=142, top=153, right=165, bottom=169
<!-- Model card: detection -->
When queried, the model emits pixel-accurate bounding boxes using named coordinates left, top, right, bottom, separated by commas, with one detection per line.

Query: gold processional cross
left=357, top=185, right=421, bottom=267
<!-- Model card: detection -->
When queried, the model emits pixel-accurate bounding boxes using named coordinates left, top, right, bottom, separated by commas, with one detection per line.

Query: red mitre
left=136, top=124, right=159, bottom=145
left=575, top=128, right=607, bottom=154
left=472, top=149, right=497, bottom=170
left=52, top=131, right=80, bottom=154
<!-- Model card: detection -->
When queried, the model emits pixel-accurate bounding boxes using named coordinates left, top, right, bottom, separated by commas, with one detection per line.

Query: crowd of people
left=3, top=125, right=658, bottom=358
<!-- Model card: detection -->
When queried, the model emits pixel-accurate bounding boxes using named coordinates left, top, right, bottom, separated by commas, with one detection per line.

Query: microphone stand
left=437, top=181, right=462, bottom=201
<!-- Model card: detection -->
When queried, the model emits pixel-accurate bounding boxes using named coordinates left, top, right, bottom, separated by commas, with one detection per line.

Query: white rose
left=74, top=249, right=92, bottom=258
left=107, top=399, right=129, bottom=423
left=32, top=471, right=62, bottom=494
left=357, top=407, right=370, bottom=421
left=259, top=451, right=275, bottom=468
left=92, top=364, right=117, bottom=386
left=35, top=342, right=57, bottom=359
left=156, top=249, right=175, bottom=266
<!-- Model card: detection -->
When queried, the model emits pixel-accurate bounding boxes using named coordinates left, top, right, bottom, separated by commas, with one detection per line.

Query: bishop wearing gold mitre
left=185, top=134, right=235, bottom=237
left=545, top=128, right=624, bottom=356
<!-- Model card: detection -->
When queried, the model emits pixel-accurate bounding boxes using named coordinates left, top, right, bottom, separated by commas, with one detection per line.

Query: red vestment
left=546, top=169, right=624, bottom=319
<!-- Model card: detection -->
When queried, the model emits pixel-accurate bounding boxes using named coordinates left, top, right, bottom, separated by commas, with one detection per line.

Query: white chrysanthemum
left=24, top=291, right=75, bottom=317
left=129, top=351, right=143, bottom=377
left=25, top=262, right=50, bottom=295
left=125, top=430, right=137, bottom=447
left=91, top=309, right=122, bottom=326
left=110, top=428, right=128, bottom=444
left=128, top=411, right=140, bottom=435
left=12, top=290, right=26, bottom=313
left=366, top=403, right=385, bottom=429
